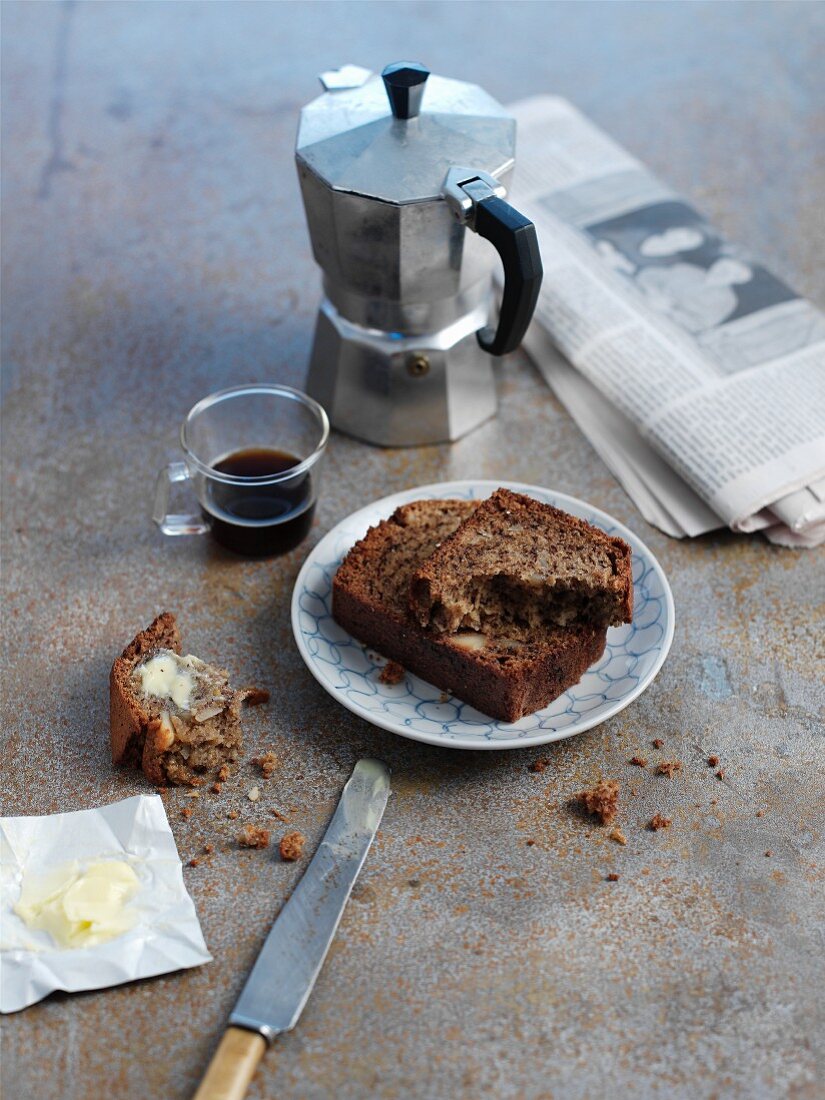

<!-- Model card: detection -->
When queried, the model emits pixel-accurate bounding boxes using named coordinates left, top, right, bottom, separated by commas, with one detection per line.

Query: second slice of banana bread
left=332, top=499, right=607, bottom=723
left=409, top=488, right=633, bottom=634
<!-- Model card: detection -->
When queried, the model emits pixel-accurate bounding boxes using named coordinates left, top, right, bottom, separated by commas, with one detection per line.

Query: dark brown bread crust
left=332, top=502, right=607, bottom=723
left=410, top=488, right=633, bottom=632
left=110, top=611, right=181, bottom=770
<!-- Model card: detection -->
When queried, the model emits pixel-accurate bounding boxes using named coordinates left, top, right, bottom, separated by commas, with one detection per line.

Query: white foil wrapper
left=0, top=795, right=211, bottom=1013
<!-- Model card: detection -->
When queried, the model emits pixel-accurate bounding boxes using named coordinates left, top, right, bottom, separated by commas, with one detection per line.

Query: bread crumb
left=186, top=790, right=201, bottom=798
left=227, top=809, right=239, bottom=820
left=252, top=752, right=278, bottom=779
left=211, top=782, right=222, bottom=794
left=606, top=872, right=620, bottom=882
left=610, top=827, right=627, bottom=846
left=279, top=831, right=306, bottom=862
left=707, top=755, right=720, bottom=767
left=180, top=807, right=193, bottom=820
left=438, top=691, right=451, bottom=704
left=270, top=808, right=289, bottom=821
left=189, top=776, right=206, bottom=787
left=525, top=839, right=536, bottom=847
left=188, top=857, right=200, bottom=867
left=651, top=738, right=664, bottom=749
left=755, top=809, right=764, bottom=817
left=244, top=688, right=271, bottom=707
left=716, top=768, right=726, bottom=780
left=217, top=765, right=230, bottom=782
left=656, top=760, right=682, bottom=778
left=529, top=759, right=550, bottom=774
left=239, top=824, right=270, bottom=849
left=764, top=850, right=772, bottom=857
left=247, top=786, right=261, bottom=802
left=628, top=756, right=647, bottom=768
left=203, top=843, right=214, bottom=855
left=576, top=779, right=620, bottom=825
left=648, top=813, right=672, bottom=831
left=379, top=660, right=405, bottom=685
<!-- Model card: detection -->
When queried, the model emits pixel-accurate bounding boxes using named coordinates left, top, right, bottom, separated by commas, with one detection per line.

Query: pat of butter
left=450, top=632, right=487, bottom=651
left=14, top=860, right=140, bottom=949
left=138, top=652, right=196, bottom=710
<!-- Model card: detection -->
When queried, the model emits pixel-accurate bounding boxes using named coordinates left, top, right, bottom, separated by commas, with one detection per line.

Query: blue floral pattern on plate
left=292, top=481, right=674, bottom=750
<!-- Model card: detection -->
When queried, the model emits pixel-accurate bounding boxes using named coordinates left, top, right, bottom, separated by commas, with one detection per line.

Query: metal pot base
left=306, top=298, right=498, bottom=447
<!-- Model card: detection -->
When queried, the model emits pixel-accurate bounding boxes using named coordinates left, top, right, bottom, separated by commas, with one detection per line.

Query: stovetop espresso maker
left=296, top=61, right=542, bottom=446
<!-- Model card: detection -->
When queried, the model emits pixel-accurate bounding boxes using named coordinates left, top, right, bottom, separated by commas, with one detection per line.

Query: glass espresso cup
left=153, top=384, right=329, bottom=556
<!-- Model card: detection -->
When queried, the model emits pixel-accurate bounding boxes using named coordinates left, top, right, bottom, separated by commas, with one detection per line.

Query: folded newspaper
left=508, top=96, right=825, bottom=547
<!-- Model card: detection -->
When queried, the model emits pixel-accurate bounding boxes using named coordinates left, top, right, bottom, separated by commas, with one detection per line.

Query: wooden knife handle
left=192, top=1026, right=267, bottom=1100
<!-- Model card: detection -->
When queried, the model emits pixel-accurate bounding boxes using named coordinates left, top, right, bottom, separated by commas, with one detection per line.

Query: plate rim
left=291, top=479, right=675, bottom=751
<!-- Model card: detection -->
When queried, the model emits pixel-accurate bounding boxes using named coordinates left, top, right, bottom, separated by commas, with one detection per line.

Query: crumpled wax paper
left=0, top=795, right=211, bottom=1012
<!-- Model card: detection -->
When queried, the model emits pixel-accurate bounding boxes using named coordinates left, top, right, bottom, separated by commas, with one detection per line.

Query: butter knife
left=193, top=758, right=391, bottom=1100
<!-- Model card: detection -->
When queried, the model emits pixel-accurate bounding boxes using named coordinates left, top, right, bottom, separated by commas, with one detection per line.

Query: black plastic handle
left=474, top=196, right=543, bottom=356
left=382, top=61, right=429, bottom=120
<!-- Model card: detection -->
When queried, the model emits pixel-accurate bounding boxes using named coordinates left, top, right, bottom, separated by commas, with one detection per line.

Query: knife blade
left=193, top=758, right=390, bottom=1100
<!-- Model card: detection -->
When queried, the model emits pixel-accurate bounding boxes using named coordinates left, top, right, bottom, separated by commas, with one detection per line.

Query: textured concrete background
left=2, top=2, right=824, bottom=1098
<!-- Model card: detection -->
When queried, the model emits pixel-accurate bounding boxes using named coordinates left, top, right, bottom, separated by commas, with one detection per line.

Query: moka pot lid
left=296, top=62, right=515, bottom=205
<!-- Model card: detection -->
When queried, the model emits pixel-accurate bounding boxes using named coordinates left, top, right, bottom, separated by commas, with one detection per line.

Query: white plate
left=292, top=481, right=674, bottom=751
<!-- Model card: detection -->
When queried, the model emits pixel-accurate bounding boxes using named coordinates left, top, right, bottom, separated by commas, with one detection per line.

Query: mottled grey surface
left=2, top=3, right=824, bottom=1099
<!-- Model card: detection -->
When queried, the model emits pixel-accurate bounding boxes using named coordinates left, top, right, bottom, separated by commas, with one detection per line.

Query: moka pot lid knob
left=381, top=61, right=429, bottom=120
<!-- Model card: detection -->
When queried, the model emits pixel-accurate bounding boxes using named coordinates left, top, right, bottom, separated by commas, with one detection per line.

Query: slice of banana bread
left=110, top=612, right=268, bottom=786
left=409, top=488, right=632, bottom=634
left=332, top=500, right=607, bottom=723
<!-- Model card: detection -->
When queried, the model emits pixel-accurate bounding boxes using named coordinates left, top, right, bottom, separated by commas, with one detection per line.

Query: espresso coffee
left=203, top=447, right=315, bottom=556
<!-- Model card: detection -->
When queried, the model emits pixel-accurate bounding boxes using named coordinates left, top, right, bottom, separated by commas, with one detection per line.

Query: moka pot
left=296, top=61, right=542, bottom=446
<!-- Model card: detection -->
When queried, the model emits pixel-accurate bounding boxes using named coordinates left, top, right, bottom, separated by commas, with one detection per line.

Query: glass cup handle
left=153, top=462, right=211, bottom=536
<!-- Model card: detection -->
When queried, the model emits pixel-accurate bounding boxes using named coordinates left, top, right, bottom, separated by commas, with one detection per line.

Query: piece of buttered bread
left=332, top=500, right=607, bottom=723
left=110, top=612, right=268, bottom=786
left=409, top=488, right=632, bottom=635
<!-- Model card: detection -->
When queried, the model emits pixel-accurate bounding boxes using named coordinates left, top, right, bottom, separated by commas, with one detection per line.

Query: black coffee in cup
left=153, top=384, right=328, bottom=554
left=204, top=448, right=315, bottom=556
